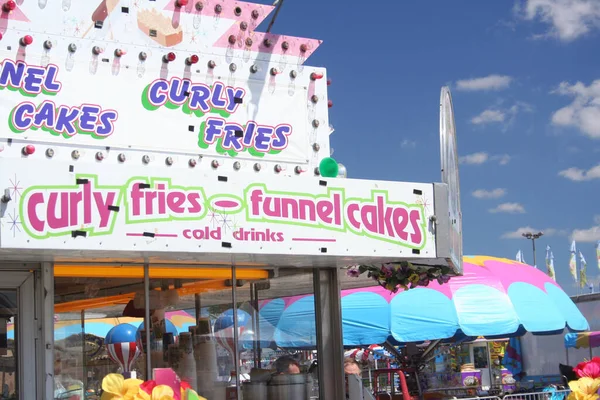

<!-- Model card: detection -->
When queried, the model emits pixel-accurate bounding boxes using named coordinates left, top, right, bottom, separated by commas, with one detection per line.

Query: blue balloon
left=214, top=309, right=251, bottom=332
left=137, top=319, right=179, bottom=336
left=105, top=323, right=138, bottom=344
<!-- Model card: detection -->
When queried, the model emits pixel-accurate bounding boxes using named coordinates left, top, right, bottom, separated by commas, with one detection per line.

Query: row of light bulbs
left=19, top=144, right=337, bottom=176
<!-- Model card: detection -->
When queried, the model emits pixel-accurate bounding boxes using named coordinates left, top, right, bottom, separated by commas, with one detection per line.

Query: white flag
left=579, top=251, right=588, bottom=288
left=569, top=241, right=577, bottom=282
left=545, top=246, right=556, bottom=281
left=596, top=241, right=600, bottom=271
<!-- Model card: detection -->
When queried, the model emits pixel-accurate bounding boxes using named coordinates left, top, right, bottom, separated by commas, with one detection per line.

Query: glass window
left=54, top=274, right=147, bottom=399
left=53, top=265, right=321, bottom=400
left=473, top=346, right=489, bottom=369
left=0, top=290, right=18, bottom=399
left=231, top=269, right=319, bottom=400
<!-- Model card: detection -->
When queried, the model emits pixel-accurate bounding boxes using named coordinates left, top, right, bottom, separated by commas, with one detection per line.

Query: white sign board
left=0, top=0, right=328, bottom=165
left=0, top=157, right=437, bottom=261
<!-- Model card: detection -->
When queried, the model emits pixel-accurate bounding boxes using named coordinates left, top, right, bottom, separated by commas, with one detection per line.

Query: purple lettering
left=55, top=106, right=80, bottom=136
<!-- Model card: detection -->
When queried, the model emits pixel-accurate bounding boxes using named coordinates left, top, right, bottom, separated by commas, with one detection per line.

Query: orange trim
left=54, top=266, right=269, bottom=280
left=54, top=258, right=269, bottom=267
left=54, top=293, right=135, bottom=313
left=54, top=280, right=231, bottom=313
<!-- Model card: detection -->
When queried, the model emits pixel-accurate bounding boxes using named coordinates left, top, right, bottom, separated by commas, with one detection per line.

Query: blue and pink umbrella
left=253, top=255, right=589, bottom=348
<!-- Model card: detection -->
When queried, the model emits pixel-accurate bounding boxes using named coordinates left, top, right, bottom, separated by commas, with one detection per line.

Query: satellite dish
left=439, top=87, right=463, bottom=274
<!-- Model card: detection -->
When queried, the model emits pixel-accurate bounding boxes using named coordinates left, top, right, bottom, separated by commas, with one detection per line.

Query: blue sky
left=256, top=0, right=600, bottom=295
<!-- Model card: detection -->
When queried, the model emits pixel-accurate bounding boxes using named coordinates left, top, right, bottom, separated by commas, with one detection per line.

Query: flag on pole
left=516, top=250, right=525, bottom=263
left=569, top=240, right=578, bottom=282
left=579, top=251, right=588, bottom=288
left=596, top=240, right=600, bottom=270
left=545, top=246, right=556, bottom=281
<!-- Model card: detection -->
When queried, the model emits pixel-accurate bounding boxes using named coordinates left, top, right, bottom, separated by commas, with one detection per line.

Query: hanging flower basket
left=346, top=261, right=452, bottom=293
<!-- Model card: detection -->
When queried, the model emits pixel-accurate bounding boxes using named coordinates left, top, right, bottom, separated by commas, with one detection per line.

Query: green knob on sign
left=319, top=157, right=339, bottom=178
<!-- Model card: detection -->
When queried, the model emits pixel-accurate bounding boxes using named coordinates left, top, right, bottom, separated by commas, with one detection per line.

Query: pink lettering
left=360, top=205, right=378, bottom=234
left=83, top=182, right=92, bottom=224
left=23, top=182, right=119, bottom=236
left=393, top=207, right=409, bottom=241
left=347, top=204, right=361, bottom=230
left=316, top=200, right=333, bottom=224
left=27, top=193, right=45, bottom=232
left=126, top=182, right=205, bottom=220
left=247, top=186, right=343, bottom=228
left=264, top=196, right=281, bottom=218
left=94, top=191, right=116, bottom=228
left=409, top=209, right=422, bottom=245
left=48, top=192, right=69, bottom=229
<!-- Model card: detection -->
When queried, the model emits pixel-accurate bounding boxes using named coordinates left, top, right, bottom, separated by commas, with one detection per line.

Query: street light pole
left=522, top=231, right=544, bottom=267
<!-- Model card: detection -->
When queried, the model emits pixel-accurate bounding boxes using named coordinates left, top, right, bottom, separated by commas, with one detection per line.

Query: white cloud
left=551, top=80, right=600, bottom=139
left=471, top=110, right=506, bottom=125
left=459, top=152, right=512, bottom=165
left=558, top=164, right=600, bottom=181
left=502, top=226, right=563, bottom=239
left=517, top=0, right=600, bottom=42
left=471, top=102, right=534, bottom=127
left=400, top=139, right=417, bottom=149
left=491, top=154, right=512, bottom=165
left=459, top=152, right=488, bottom=165
left=489, top=202, right=526, bottom=214
left=472, top=188, right=507, bottom=199
left=456, top=75, right=513, bottom=91
left=571, top=216, right=600, bottom=242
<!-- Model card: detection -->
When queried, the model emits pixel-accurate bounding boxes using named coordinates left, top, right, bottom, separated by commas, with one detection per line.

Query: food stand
left=0, top=0, right=463, bottom=399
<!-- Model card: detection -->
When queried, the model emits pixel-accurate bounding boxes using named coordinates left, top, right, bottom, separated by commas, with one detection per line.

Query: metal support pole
left=250, top=283, right=259, bottom=369
left=194, top=294, right=201, bottom=325
left=144, top=263, right=151, bottom=380
left=313, top=268, right=345, bottom=400
left=232, top=265, right=241, bottom=400
left=522, top=231, right=543, bottom=267
left=81, top=309, right=86, bottom=386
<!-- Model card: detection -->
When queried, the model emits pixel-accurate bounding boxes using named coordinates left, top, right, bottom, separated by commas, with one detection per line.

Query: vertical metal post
left=194, top=294, right=201, bottom=325
left=144, top=263, right=151, bottom=380
left=254, top=283, right=261, bottom=368
left=231, top=265, right=241, bottom=400
left=81, top=309, right=86, bottom=387
left=532, top=239, right=537, bottom=268
left=313, top=268, right=345, bottom=400
left=250, top=283, right=258, bottom=369
left=41, top=262, right=54, bottom=400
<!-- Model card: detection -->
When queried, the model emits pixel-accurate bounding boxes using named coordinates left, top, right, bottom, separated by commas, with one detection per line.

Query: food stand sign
left=0, top=156, right=439, bottom=265
left=440, top=87, right=463, bottom=274
left=0, top=0, right=325, bottom=166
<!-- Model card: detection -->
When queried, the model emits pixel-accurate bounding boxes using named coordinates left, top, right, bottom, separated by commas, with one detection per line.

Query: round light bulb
left=319, top=157, right=339, bottom=178
left=22, top=144, right=36, bottom=155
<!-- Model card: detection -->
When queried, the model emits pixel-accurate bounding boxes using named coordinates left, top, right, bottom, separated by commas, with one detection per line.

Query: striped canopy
left=565, top=331, right=600, bottom=349
left=256, top=255, right=589, bottom=348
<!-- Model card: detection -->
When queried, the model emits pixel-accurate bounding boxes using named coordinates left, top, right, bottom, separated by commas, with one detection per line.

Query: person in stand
left=344, top=358, right=361, bottom=377
left=273, top=355, right=301, bottom=375
left=344, top=358, right=362, bottom=399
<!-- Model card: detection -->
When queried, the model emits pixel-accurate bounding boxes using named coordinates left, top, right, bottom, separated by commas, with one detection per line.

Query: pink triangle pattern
left=0, top=5, right=30, bottom=23
left=163, top=0, right=321, bottom=63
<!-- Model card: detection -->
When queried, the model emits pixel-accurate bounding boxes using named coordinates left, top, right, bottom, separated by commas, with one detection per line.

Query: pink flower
left=346, top=267, right=361, bottom=278
left=139, top=380, right=157, bottom=395
left=574, top=358, right=600, bottom=379
left=381, top=265, right=393, bottom=278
